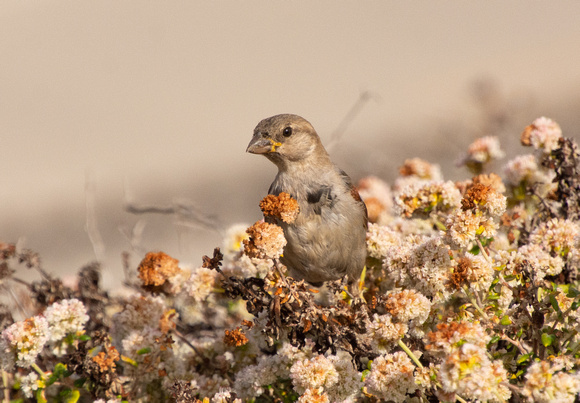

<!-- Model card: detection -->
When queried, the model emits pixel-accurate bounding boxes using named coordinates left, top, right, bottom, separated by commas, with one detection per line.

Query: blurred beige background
left=2, top=1, right=580, bottom=289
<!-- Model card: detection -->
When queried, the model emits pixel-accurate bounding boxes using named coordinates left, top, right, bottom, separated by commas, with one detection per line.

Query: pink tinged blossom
left=521, top=116, right=563, bottom=153
left=1, top=316, right=50, bottom=368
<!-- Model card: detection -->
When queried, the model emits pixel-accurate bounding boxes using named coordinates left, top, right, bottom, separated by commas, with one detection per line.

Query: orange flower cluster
left=259, top=192, right=299, bottom=224
left=137, top=251, right=181, bottom=287
left=92, top=346, right=120, bottom=373
left=223, top=327, right=248, bottom=347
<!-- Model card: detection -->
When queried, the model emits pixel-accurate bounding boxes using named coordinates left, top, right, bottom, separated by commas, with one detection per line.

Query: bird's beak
left=246, top=136, right=282, bottom=154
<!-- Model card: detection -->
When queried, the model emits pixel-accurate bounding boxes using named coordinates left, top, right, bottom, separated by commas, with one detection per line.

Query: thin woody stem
left=476, top=238, right=491, bottom=264
left=398, top=339, right=423, bottom=369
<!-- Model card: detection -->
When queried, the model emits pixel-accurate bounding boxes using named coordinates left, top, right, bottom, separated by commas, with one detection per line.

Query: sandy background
left=2, top=1, right=580, bottom=289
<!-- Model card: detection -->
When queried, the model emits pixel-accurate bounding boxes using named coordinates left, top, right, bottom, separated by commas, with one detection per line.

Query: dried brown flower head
left=92, top=345, right=120, bottom=373
left=473, top=173, right=506, bottom=194
left=461, top=183, right=492, bottom=211
left=448, top=257, right=471, bottom=290
left=399, top=158, right=439, bottom=180
left=137, top=251, right=181, bottom=287
left=0, top=242, right=16, bottom=260
left=159, top=309, right=178, bottom=334
left=521, top=117, right=562, bottom=152
left=260, top=192, right=300, bottom=224
left=223, top=327, right=248, bottom=347
left=243, top=221, right=286, bottom=259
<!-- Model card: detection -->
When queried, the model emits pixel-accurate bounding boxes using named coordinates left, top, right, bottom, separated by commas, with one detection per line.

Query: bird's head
left=246, top=114, right=329, bottom=168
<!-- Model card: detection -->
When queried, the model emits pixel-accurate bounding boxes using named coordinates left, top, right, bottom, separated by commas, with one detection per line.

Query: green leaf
left=567, top=287, right=580, bottom=298
left=549, top=294, right=562, bottom=313
left=469, top=244, right=481, bottom=255
left=489, top=335, right=501, bottom=345
left=500, top=315, right=512, bottom=326
left=361, top=369, right=370, bottom=381
left=541, top=333, right=556, bottom=347
left=59, top=389, right=80, bottom=403
left=35, top=388, right=47, bottom=403
left=46, top=362, right=72, bottom=386
left=137, top=347, right=152, bottom=355
left=73, top=378, right=86, bottom=388
left=516, top=352, right=531, bottom=364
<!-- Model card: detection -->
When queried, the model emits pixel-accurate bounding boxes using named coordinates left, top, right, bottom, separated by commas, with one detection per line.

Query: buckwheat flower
left=414, top=363, right=436, bottom=390
left=385, top=289, right=431, bottom=326
left=521, top=116, right=563, bottom=153
left=458, top=136, right=505, bottom=170
left=366, top=223, right=401, bottom=260
left=394, top=181, right=461, bottom=218
left=504, top=154, right=553, bottom=186
left=461, top=183, right=507, bottom=217
left=212, top=389, right=242, bottom=403
left=243, top=221, right=286, bottom=260
left=387, top=217, right=437, bottom=239
left=426, top=320, right=490, bottom=355
left=226, top=253, right=272, bottom=278
left=2, top=316, right=50, bottom=368
left=544, top=289, right=580, bottom=332
left=44, top=298, right=89, bottom=342
left=523, top=361, right=580, bottom=403
left=184, top=266, right=218, bottom=302
left=18, top=371, right=42, bottom=398
left=357, top=176, right=393, bottom=223
left=368, top=313, right=408, bottom=354
left=326, top=350, right=363, bottom=401
left=290, top=354, right=339, bottom=395
left=111, top=294, right=166, bottom=341
left=438, top=343, right=510, bottom=402
left=384, top=236, right=453, bottom=300
left=473, top=172, right=506, bottom=194
left=364, top=352, right=417, bottom=402
left=445, top=209, right=498, bottom=248
left=222, top=223, right=250, bottom=257
left=449, top=253, right=494, bottom=293
left=529, top=218, right=579, bottom=259
left=516, top=243, right=565, bottom=280
left=234, top=339, right=314, bottom=398
left=496, top=284, right=514, bottom=313
left=298, top=387, right=329, bottom=403
left=234, top=355, right=284, bottom=398
left=193, top=373, right=231, bottom=399
left=399, top=158, right=443, bottom=181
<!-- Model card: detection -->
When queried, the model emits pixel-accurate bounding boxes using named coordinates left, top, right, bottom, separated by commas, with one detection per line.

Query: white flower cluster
left=394, top=180, right=462, bottom=218
left=2, top=299, right=91, bottom=368
left=523, top=360, right=580, bottom=403
left=364, top=352, right=417, bottom=402
left=44, top=298, right=89, bottom=342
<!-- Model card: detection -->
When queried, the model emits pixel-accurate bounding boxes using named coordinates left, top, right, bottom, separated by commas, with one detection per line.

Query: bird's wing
left=339, top=169, right=369, bottom=229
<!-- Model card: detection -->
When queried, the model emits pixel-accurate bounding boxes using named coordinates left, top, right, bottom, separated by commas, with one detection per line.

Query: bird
left=246, top=114, right=368, bottom=286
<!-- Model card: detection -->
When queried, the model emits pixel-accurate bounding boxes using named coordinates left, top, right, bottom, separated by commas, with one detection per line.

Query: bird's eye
left=283, top=127, right=293, bottom=137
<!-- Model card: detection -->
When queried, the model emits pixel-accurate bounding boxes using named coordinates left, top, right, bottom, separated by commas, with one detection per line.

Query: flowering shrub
left=1, top=117, right=580, bottom=402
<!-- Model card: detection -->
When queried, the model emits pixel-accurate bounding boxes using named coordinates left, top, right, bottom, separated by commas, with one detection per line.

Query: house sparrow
left=246, top=114, right=368, bottom=285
